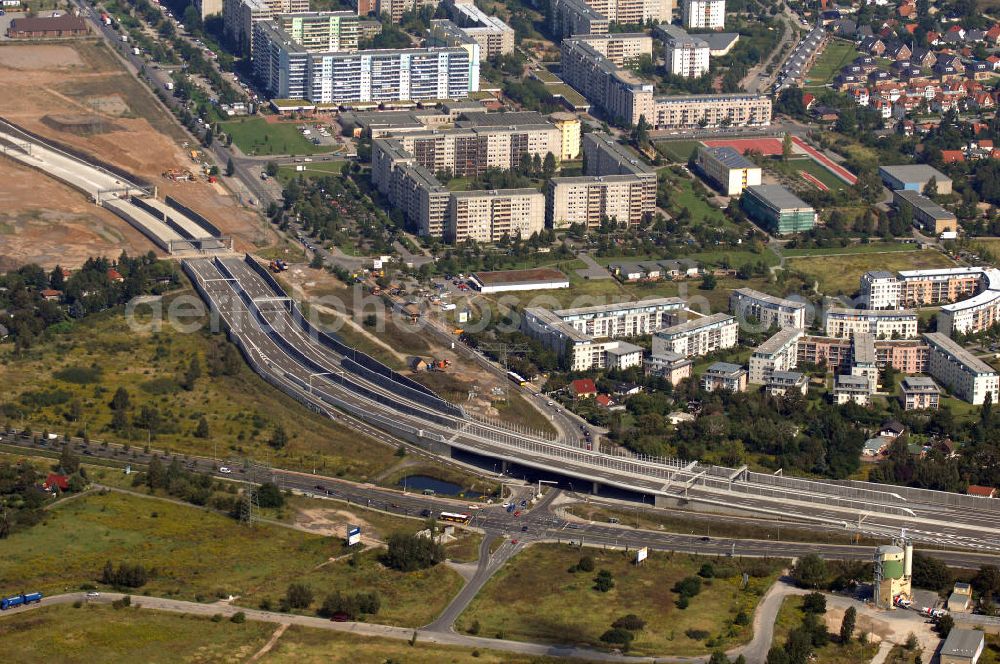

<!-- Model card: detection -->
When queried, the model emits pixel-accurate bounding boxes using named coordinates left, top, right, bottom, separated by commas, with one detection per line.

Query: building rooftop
left=894, top=190, right=957, bottom=221
left=451, top=188, right=542, bottom=199
left=925, top=332, right=999, bottom=375
left=9, top=15, right=87, bottom=31
left=555, top=297, right=685, bottom=318
left=769, top=370, right=805, bottom=383
left=700, top=146, right=758, bottom=171
left=647, top=350, right=690, bottom=363
left=878, top=163, right=951, bottom=183
left=853, top=332, right=877, bottom=365
left=585, top=133, right=656, bottom=176
left=940, top=629, right=985, bottom=658
left=755, top=328, right=803, bottom=356
left=744, top=185, right=813, bottom=211
left=607, top=341, right=644, bottom=355
left=864, top=270, right=895, bottom=280
left=901, top=376, right=939, bottom=392
left=700, top=32, right=740, bottom=52
left=659, top=24, right=708, bottom=47
left=471, top=268, right=568, bottom=286
left=827, top=307, right=917, bottom=318
left=657, top=312, right=735, bottom=337
left=705, top=361, right=745, bottom=376
left=836, top=374, right=871, bottom=389
left=457, top=110, right=550, bottom=127
left=732, top=287, right=806, bottom=310
left=898, top=266, right=987, bottom=280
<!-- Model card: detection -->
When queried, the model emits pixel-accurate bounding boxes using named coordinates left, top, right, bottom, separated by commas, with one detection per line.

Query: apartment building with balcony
left=729, top=287, right=807, bottom=330
left=652, top=312, right=738, bottom=357
left=661, top=24, right=710, bottom=77
left=824, top=307, right=918, bottom=339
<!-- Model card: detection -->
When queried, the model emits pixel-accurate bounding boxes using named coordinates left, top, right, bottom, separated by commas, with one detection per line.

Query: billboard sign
left=636, top=547, right=648, bottom=564
left=347, top=525, right=361, bottom=546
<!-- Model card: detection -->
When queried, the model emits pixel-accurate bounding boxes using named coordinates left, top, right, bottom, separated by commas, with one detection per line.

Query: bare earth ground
left=0, top=158, right=153, bottom=270
left=0, top=40, right=275, bottom=265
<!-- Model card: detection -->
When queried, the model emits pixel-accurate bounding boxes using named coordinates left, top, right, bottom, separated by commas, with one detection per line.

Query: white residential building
left=860, top=270, right=902, bottom=310
left=925, top=332, right=1000, bottom=404
left=701, top=361, right=747, bottom=392
left=661, top=24, right=710, bottom=77
left=730, top=288, right=807, bottom=330
left=749, top=327, right=802, bottom=384
left=652, top=312, right=738, bottom=358
left=824, top=307, right=918, bottom=339
left=834, top=373, right=872, bottom=406
left=683, top=0, right=724, bottom=30
left=696, top=146, right=761, bottom=195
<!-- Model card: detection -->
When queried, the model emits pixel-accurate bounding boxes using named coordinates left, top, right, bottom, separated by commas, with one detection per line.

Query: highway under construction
left=185, top=254, right=1000, bottom=554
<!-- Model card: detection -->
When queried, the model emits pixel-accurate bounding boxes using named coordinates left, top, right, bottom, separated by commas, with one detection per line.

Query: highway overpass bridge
left=183, top=255, right=1000, bottom=553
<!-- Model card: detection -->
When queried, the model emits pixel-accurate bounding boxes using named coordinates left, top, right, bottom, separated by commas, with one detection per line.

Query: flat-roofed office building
left=741, top=184, right=815, bottom=234
left=696, top=146, right=761, bottom=195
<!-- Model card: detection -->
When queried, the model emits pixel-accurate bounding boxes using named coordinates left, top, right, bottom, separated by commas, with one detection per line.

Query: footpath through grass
left=805, top=40, right=861, bottom=87
left=458, top=543, right=782, bottom=656
left=0, top=604, right=275, bottom=664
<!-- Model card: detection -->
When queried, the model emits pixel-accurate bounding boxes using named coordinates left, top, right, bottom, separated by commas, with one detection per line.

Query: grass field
left=277, top=161, right=347, bottom=184
left=781, top=242, right=918, bottom=257
left=805, top=40, right=861, bottom=87
left=0, top=289, right=396, bottom=480
left=458, top=544, right=779, bottom=656
left=657, top=140, right=703, bottom=163
left=0, top=604, right=275, bottom=663
left=786, top=250, right=955, bottom=295
left=786, top=157, right=848, bottom=191
left=0, top=490, right=462, bottom=627
left=221, top=118, right=334, bottom=156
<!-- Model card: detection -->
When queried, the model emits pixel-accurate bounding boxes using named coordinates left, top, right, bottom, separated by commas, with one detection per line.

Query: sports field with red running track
left=702, top=137, right=785, bottom=156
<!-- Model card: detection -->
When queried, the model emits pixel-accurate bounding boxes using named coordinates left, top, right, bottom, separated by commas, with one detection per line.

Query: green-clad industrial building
left=740, top=184, right=816, bottom=234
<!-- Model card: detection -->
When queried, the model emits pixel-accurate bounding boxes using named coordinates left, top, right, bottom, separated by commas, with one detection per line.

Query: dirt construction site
left=0, top=40, right=274, bottom=269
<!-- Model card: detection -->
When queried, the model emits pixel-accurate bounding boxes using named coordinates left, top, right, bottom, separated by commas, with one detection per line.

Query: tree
left=912, top=552, right=953, bottom=592
left=791, top=554, right=828, bottom=589
left=182, top=356, right=202, bottom=391
left=284, top=583, right=314, bottom=609
left=599, top=627, right=633, bottom=649
left=543, top=152, right=557, bottom=178
left=577, top=555, right=595, bottom=572
left=146, top=456, right=165, bottom=489
left=708, top=652, right=730, bottom=664
left=265, top=161, right=279, bottom=177
left=782, top=132, right=793, bottom=162
left=268, top=425, right=288, bottom=450
left=49, top=265, right=65, bottom=290
left=226, top=157, right=235, bottom=177
left=59, top=444, right=80, bottom=475
left=310, top=254, right=324, bottom=269
left=257, top=482, right=284, bottom=508
left=384, top=533, right=445, bottom=571
left=111, top=386, right=131, bottom=412
left=972, top=565, right=1000, bottom=600
left=700, top=273, right=717, bottom=290
left=839, top=606, right=856, bottom=644
left=923, top=176, right=938, bottom=197
left=194, top=416, right=210, bottom=439
left=935, top=614, right=954, bottom=638
left=802, top=592, right=827, bottom=614
left=202, top=130, right=213, bottom=148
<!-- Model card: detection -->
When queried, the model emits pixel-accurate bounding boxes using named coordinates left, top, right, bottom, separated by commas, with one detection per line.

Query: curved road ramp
left=0, top=118, right=231, bottom=254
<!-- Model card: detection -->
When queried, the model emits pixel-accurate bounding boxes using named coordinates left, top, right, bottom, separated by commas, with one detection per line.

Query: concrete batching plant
left=873, top=537, right=913, bottom=609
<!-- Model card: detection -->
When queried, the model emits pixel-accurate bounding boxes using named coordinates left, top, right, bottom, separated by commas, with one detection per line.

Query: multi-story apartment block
left=376, top=0, right=438, bottom=23
left=661, top=24, right=710, bottom=77
left=560, top=36, right=770, bottom=129
left=547, top=175, right=654, bottom=228
left=550, top=113, right=582, bottom=161
left=644, top=351, right=694, bottom=385
left=796, top=336, right=928, bottom=374
left=901, top=376, right=940, bottom=410
left=683, top=0, right=725, bottom=30
left=701, top=362, right=747, bottom=392
left=937, top=269, right=1000, bottom=336
left=550, top=0, right=670, bottom=38
left=395, top=164, right=450, bottom=236
left=652, top=312, right=738, bottom=358
left=824, top=307, right=918, bottom=339
left=860, top=270, right=902, bottom=310
left=437, top=0, right=514, bottom=60
left=696, top=146, right=761, bottom=195
left=898, top=267, right=982, bottom=307
left=582, top=132, right=657, bottom=182
left=749, top=327, right=802, bottom=384
left=834, top=373, right=872, bottom=406
left=729, top=288, right=807, bottom=330
left=566, top=32, right=653, bottom=66
left=523, top=300, right=686, bottom=371
left=253, top=22, right=478, bottom=103
left=446, top=189, right=545, bottom=243
left=925, top=332, right=999, bottom=404
left=224, top=0, right=308, bottom=54
left=276, top=11, right=358, bottom=52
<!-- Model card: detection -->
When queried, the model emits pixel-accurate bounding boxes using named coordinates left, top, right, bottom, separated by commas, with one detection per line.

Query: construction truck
left=268, top=259, right=288, bottom=273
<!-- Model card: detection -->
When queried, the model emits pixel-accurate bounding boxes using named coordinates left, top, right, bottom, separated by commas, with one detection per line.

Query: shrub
left=612, top=614, right=646, bottom=631
left=211, top=613, right=223, bottom=622
left=284, top=583, right=314, bottom=610
left=594, top=569, right=615, bottom=592
left=72, top=600, right=83, bottom=608
left=468, top=619, right=481, bottom=635
left=802, top=592, right=827, bottom=614
left=577, top=556, right=595, bottom=573
left=698, top=563, right=715, bottom=578
left=384, top=533, right=445, bottom=572
left=676, top=596, right=690, bottom=609
left=600, top=628, right=634, bottom=647
left=54, top=365, right=103, bottom=384
left=673, top=576, right=702, bottom=599
left=231, top=612, right=246, bottom=624
left=734, top=610, right=750, bottom=626
left=685, top=629, right=710, bottom=641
